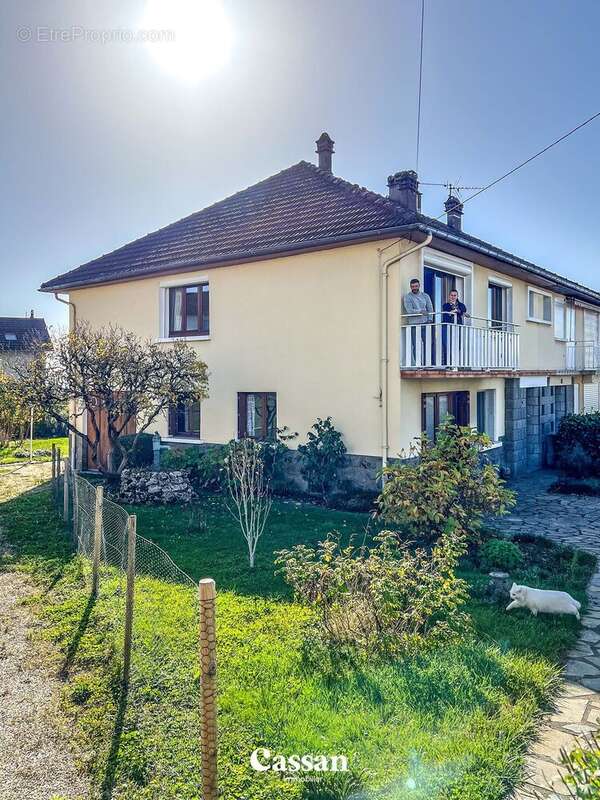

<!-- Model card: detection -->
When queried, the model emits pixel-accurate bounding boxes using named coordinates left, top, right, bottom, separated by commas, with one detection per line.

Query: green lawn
left=0, top=478, right=595, bottom=800
left=0, top=436, right=68, bottom=464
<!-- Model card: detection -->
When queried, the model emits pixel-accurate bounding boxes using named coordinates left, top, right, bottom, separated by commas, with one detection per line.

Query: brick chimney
left=315, top=132, right=334, bottom=174
left=387, top=170, right=421, bottom=212
left=444, top=194, right=463, bottom=231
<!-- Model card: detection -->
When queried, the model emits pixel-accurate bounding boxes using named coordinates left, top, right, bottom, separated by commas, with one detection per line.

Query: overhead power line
left=433, top=109, right=600, bottom=221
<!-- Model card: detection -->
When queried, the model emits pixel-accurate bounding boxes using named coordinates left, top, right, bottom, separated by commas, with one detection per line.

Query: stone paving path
left=501, top=471, right=600, bottom=799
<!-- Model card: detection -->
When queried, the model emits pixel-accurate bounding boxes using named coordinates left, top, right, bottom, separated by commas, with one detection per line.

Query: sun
left=142, top=0, right=233, bottom=83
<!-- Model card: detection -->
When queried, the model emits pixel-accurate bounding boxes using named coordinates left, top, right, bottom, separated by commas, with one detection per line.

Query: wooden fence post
left=122, top=514, right=137, bottom=688
left=91, top=485, right=104, bottom=596
left=72, top=470, right=78, bottom=546
left=56, top=447, right=61, bottom=504
left=63, top=458, right=69, bottom=522
left=51, top=443, right=57, bottom=493
left=199, top=578, right=218, bottom=800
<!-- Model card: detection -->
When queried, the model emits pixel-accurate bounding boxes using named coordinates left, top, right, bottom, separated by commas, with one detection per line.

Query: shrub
left=298, top=417, right=347, bottom=503
left=561, top=732, right=600, bottom=798
left=378, top=420, right=515, bottom=544
left=555, top=413, right=600, bottom=477
left=479, top=538, right=524, bottom=572
left=119, top=433, right=154, bottom=468
left=275, top=529, right=469, bottom=659
left=161, top=445, right=226, bottom=492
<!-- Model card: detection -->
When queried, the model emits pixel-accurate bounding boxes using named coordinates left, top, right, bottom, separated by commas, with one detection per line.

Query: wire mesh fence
left=50, top=457, right=218, bottom=800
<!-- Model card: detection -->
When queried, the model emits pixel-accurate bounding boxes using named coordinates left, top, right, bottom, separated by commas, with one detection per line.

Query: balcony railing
left=565, top=341, right=600, bottom=372
left=400, top=314, right=520, bottom=371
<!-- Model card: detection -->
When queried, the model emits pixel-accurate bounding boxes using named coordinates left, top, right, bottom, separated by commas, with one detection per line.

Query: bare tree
left=225, top=438, right=273, bottom=568
left=13, top=323, right=209, bottom=474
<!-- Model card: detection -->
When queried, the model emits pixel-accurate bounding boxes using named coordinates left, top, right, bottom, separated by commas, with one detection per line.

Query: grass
left=0, top=475, right=595, bottom=800
left=0, top=436, right=68, bottom=464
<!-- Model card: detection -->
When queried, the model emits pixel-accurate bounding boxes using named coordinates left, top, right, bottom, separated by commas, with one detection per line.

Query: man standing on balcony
left=404, top=278, right=434, bottom=365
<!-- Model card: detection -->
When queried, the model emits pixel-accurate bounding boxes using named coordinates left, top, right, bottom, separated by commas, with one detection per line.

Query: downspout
left=53, top=293, right=77, bottom=467
left=379, top=232, right=432, bottom=478
left=54, top=292, right=76, bottom=328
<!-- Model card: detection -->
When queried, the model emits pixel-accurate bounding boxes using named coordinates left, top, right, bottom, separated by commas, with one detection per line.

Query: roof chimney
left=30, top=309, right=34, bottom=319
left=316, top=132, right=334, bottom=174
left=387, top=170, right=421, bottom=212
left=444, top=194, right=463, bottom=231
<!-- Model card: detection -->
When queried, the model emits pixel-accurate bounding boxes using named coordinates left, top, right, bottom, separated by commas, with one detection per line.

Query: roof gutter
left=41, top=221, right=600, bottom=307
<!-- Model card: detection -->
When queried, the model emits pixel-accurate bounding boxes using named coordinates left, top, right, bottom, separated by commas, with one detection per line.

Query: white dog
left=506, top=583, right=581, bottom=620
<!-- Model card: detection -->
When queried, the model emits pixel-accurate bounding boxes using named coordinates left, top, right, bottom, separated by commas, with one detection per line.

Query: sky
left=2, top=0, right=599, bottom=332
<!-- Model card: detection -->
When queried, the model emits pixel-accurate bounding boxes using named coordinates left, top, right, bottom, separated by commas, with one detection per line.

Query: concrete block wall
left=504, top=379, right=574, bottom=475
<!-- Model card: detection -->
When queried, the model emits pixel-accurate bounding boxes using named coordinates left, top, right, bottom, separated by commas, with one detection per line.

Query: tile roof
left=40, top=159, right=600, bottom=305
left=41, top=161, right=413, bottom=292
left=0, top=317, right=49, bottom=351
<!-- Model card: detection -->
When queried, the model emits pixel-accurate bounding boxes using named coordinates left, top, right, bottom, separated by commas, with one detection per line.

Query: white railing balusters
left=399, top=318, right=520, bottom=370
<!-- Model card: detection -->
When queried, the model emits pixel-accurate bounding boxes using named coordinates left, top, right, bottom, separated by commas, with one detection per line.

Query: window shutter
left=168, top=406, right=176, bottom=436
left=237, top=393, right=246, bottom=438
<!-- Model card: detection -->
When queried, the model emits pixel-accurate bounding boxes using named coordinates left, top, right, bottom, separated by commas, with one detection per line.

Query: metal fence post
left=199, top=578, right=218, bottom=800
left=91, top=485, right=104, bottom=596
left=122, top=514, right=137, bottom=688
left=63, top=458, right=69, bottom=522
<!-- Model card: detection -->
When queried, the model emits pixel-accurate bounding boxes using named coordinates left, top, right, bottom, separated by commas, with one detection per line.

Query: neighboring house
left=40, top=133, right=600, bottom=480
left=0, top=313, right=50, bottom=375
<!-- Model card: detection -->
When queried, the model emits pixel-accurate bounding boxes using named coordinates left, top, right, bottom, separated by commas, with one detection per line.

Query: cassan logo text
left=250, top=748, right=348, bottom=773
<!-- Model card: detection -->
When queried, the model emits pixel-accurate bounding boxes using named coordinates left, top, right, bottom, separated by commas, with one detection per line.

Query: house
left=0, top=313, right=50, bottom=375
left=40, top=133, right=600, bottom=481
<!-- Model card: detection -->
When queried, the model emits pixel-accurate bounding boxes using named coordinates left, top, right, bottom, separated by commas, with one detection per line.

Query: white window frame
left=527, top=286, right=553, bottom=325
left=156, top=274, right=211, bottom=342
left=420, top=248, right=474, bottom=314
left=553, top=298, right=575, bottom=342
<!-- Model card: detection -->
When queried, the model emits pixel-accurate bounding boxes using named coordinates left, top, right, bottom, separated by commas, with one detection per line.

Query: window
left=168, top=401, right=201, bottom=438
left=169, top=283, right=209, bottom=337
left=3, top=333, right=17, bottom=341
left=488, top=281, right=512, bottom=329
left=477, top=389, right=496, bottom=440
left=527, top=287, right=552, bottom=324
left=237, top=392, right=277, bottom=440
left=422, top=391, right=470, bottom=441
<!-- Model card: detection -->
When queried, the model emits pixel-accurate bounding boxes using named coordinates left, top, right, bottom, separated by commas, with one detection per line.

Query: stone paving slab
left=505, top=471, right=600, bottom=799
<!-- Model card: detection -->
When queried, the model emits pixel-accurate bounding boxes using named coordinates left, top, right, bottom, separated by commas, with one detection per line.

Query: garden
left=0, top=420, right=596, bottom=800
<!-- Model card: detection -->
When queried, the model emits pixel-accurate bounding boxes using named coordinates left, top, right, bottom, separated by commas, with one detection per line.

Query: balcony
left=400, top=314, right=520, bottom=372
left=565, top=341, right=600, bottom=372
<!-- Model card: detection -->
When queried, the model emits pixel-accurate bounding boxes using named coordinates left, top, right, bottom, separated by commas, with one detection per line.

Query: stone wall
left=119, top=469, right=196, bottom=505
left=504, top=379, right=574, bottom=475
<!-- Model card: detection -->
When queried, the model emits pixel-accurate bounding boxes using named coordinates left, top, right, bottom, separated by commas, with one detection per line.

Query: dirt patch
left=0, top=567, right=89, bottom=799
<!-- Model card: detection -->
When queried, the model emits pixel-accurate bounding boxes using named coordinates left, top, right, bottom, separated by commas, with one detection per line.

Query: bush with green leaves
left=561, top=732, right=600, bottom=798
left=555, top=413, right=600, bottom=478
left=120, top=433, right=154, bottom=468
left=275, top=529, right=469, bottom=659
left=161, top=444, right=226, bottom=491
left=297, top=417, right=347, bottom=503
left=479, top=538, right=524, bottom=572
left=378, top=420, right=515, bottom=544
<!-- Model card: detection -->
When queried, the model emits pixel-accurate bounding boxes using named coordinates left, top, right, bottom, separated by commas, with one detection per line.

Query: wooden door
left=86, top=404, right=136, bottom=470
